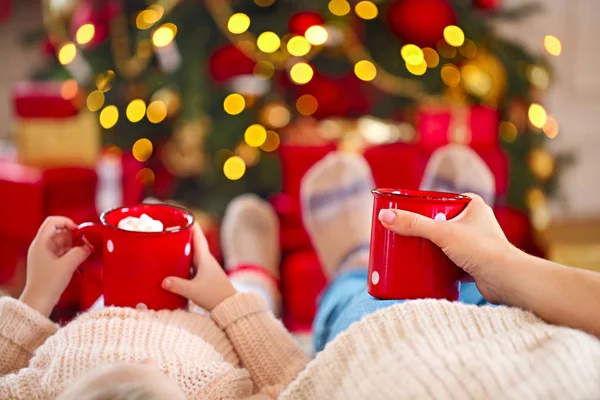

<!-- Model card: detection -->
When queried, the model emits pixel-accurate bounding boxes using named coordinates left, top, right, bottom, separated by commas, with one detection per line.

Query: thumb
left=162, top=276, right=194, bottom=300
left=378, top=209, right=445, bottom=244
left=61, top=245, right=92, bottom=270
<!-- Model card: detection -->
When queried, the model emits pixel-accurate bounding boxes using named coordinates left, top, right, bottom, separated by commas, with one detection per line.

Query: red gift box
left=416, top=105, right=500, bottom=151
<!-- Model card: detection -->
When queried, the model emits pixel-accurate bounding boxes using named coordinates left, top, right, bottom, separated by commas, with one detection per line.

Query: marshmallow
left=117, top=214, right=164, bottom=232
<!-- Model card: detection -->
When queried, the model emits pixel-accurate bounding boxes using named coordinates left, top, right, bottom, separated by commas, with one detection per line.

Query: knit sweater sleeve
left=0, top=297, right=58, bottom=375
left=212, top=293, right=308, bottom=397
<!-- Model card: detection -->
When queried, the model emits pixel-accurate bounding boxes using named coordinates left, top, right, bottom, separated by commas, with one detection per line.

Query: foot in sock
left=420, top=144, right=496, bottom=207
left=221, top=194, right=281, bottom=315
left=300, top=152, right=374, bottom=280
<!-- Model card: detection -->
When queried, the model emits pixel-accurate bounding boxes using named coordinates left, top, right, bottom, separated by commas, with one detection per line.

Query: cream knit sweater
left=1, top=294, right=599, bottom=399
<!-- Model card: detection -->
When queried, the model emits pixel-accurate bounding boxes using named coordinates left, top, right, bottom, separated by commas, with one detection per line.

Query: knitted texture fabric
left=281, top=300, right=600, bottom=400
left=0, top=292, right=308, bottom=399
left=2, top=295, right=600, bottom=399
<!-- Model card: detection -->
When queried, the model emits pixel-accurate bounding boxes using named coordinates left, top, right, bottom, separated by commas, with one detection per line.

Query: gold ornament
left=161, top=117, right=211, bottom=177
left=460, top=51, right=507, bottom=107
left=529, top=148, right=555, bottom=181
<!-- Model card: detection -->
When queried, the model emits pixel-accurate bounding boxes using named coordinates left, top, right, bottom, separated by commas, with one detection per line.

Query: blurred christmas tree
left=32, top=0, right=567, bottom=219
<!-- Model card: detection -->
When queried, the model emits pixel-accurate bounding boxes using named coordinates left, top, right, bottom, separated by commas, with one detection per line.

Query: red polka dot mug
left=368, top=189, right=471, bottom=301
left=74, top=204, right=194, bottom=310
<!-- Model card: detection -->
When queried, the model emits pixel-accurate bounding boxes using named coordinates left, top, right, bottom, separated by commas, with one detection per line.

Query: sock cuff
left=228, top=264, right=280, bottom=289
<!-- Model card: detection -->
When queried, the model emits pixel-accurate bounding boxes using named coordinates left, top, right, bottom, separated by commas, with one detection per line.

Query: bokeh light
left=296, top=94, right=318, bottom=116
left=263, top=103, right=291, bottom=128
left=400, top=44, right=424, bottom=66
left=436, top=40, right=457, bottom=59
left=261, top=130, right=281, bottom=152
left=459, top=39, right=477, bottom=59
left=132, top=138, right=153, bottom=162
left=287, top=36, right=312, bottom=56
left=329, top=0, right=351, bottom=16
left=461, top=64, right=492, bottom=97
left=305, top=25, right=328, bottom=45
left=355, top=1, right=378, bottom=20
left=529, top=148, right=555, bottom=181
left=544, top=35, right=562, bottom=56
left=223, top=94, right=246, bottom=115
left=235, top=142, right=260, bottom=167
left=441, top=64, right=461, bottom=87
left=245, top=124, right=267, bottom=147
left=406, top=60, right=427, bottom=76
left=58, top=43, right=76, bottom=65
left=354, top=60, right=377, bottom=81
left=86, top=90, right=105, bottom=111
left=528, top=103, right=547, bottom=129
left=290, top=62, right=314, bottom=84
left=136, top=8, right=161, bottom=30
left=499, top=121, right=518, bottom=143
left=76, top=24, right=95, bottom=45
left=152, top=24, right=176, bottom=47
left=543, top=116, right=559, bottom=139
left=527, top=65, right=550, bottom=90
left=126, top=99, right=147, bottom=123
left=228, top=13, right=250, bottom=34
left=223, top=156, right=246, bottom=180
left=443, top=25, right=465, bottom=47
left=422, top=47, right=439, bottom=68
left=99, top=105, right=119, bottom=129
left=60, top=80, right=78, bottom=100
left=96, top=70, right=115, bottom=92
left=147, top=100, right=167, bottom=123
left=136, top=168, right=156, bottom=186
left=254, top=0, right=275, bottom=6
left=257, top=31, right=281, bottom=53
left=253, top=61, right=275, bottom=79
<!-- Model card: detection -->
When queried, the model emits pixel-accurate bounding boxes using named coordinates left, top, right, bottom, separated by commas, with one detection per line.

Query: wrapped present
left=416, top=104, right=500, bottom=151
left=13, top=81, right=101, bottom=168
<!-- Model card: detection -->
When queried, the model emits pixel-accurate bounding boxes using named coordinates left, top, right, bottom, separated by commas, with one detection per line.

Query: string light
left=257, top=31, right=281, bottom=53
left=459, top=39, right=477, bottom=59
left=527, top=65, right=550, bottom=90
left=58, top=43, right=76, bottom=65
left=126, top=99, right=147, bottom=123
left=290, top=62, right=314, bottom=84
left=406, top=61, right=427, bottom=76
left=262, top=103, right=291, bottom=128
left=441, top=64, right=461, bottom=87
left=287, top=36, right=311, bottom=56
left=354, top=60, right=377, bottom=81
left=261, top=130, right=281, bottom=152
left=499, top=121, right=518, bottom=143
left=528, top=103, right=547, bottom=128
left=86, top=90, right=105, bottom=111
left=96, top=70, right=115, bottom=92
left=223, top=156, right=246, bottom=180
left=400, top=45, right=424, bottom=66
left=245, top=124, right=267, bottom=147
left=136, top=8, right=161, bottom=29
left=296, top=94, right=318, bottom=116
left=544, top=35, right=562, bottom=56
left=422, top=47, right=439, bottom=68
left=443, top=25, right=465, bottom=47
left=305, top=26, right=328, bottom=46
left=76, top=24, right=95, bottom=45
left=355, top=1, right=378, bottom=20
left=329, top=0, right=351, bottom=16
left=147, top=101, right=167, bottom=123
left=543, top=116, right=559, bottom=138
left=99, top=105, right=119, bottom=129
left=223, top=93, right=246, bottom=115
left=228, top=13, right=250, bottom=34
left=152, top=24, right=176, bottom=47
left=253, top=61, right=275, bottom=79
left=132, top=138, right=153, bottom=162
left=60, top=80, right=78, bottom=100
left=235, top=142, right=260, bottom=167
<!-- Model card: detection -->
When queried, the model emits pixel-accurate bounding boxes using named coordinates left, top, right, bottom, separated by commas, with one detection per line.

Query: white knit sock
left=230, top=271, right=281, bottom=317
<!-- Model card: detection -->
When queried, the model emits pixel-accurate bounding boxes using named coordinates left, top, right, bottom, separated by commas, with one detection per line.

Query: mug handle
left=73, top=222, right=105, bottom=249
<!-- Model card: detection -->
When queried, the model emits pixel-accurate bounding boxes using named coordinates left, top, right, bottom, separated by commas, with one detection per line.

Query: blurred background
left=0, top=0, right=598, bottom=329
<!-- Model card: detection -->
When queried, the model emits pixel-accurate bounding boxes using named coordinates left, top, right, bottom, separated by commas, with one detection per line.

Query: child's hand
left=162, top=223, right=237, bottom=311
left=20, top=217, right=92, bottom=317
left=378, top=195, right=520, bottom=303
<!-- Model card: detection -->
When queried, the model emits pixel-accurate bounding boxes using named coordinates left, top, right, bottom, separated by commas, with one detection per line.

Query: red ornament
left=209, top=45, right=255, bottom=84
left=288, top=11, right=324, bottom=36
left=386, top=0, right=456, bottom=48
left=70, top=0, right=121, bottom=49
left=474, top=0, right=500, bottom=10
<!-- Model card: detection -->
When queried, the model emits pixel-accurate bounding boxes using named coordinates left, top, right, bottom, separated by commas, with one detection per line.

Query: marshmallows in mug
left=118, top=214, right=164, bottom=232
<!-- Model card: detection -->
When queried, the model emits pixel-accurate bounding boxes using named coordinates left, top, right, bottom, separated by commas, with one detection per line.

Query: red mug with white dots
left=74, top=204, right=194, bottom=310
left=368, top=189, right=471, bottom=301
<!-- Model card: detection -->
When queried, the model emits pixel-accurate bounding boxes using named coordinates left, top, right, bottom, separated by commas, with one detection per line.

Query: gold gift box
left=538, top=220, right=600, bottom=273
